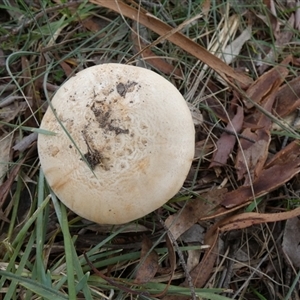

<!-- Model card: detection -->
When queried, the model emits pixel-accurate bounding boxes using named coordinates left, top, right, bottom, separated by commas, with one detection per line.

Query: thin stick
left=84, top=253, right=150, bottom=297
left=156, top=214, right=197, bottom=300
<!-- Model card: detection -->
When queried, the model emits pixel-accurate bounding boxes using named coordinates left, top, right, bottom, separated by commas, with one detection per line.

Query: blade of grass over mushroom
left=0, top=121, right=56, bottom=135
left=42, top=61, right=97, bottom=175
left=89, top=0, right=253, bottom=88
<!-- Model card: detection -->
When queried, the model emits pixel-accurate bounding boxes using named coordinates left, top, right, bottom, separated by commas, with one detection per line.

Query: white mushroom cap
left=38, top=64, right=195, bottom=224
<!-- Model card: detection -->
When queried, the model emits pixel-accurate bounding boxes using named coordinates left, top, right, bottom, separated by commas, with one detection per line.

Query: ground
left=0, top=1, right=300, bottom=299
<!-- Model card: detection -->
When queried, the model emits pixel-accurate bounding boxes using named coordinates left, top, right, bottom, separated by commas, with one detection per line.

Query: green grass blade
left=0, top=270, right=68, bottom=300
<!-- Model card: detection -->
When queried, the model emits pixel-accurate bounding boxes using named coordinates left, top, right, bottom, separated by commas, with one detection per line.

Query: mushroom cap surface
left=38, top=64, right=195, bottom=224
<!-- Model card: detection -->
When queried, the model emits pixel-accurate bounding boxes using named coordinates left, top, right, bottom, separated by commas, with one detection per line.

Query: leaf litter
left=2, top=0, right=300, bottom=299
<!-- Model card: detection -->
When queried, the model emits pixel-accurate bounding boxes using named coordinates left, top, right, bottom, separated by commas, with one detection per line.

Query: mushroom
left=38, top=64, right=195, bottom=224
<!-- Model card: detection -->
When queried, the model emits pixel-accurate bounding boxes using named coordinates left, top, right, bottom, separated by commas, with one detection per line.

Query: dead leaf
left=209, top=105, right=243, bottom=167
left=295, top=2, right=300, bottom=30
left=187, top=103, right=203, bottom=126
left=222, top=27, right=252, bottom=65
left=82, top=17, right=108, bottom=36
left=244, top=55, right=291, bottom=109
left=259, top=0, right=280, bottom=38
left=12, top=132, right=38, bottom=152
left=59, top=60, right=74, bottom=77
left=258, top=14, right=295, bottom=74
left=202, top=0, right=210, bottom=18
left=90, top=0, right=253, bottom=88
left=0, top=102, right=27, bottom=123
left=188, top=223, right=219, bottom=288
left=273, top=77, right=300, bottom=117
left=165, top=189, right=226, bottom=240
left=180, top=225, right=204, bottom=271
left=131, top=23, right=182, bottom=77
left=0, top=133, right=13, bottom=185
left=282, top=217, right=300, bottom=268
left=159, top=234, right=177, bottom=300
left=219, top=206, right=300, bottom=232
left=236, top=91, right=276, bottom=184
left=235, top=127, right=271, bottom=184
left=134, top=236, right=158, bottom=284
left=205, top=97, right=231, bottom=122
left=222, top=140, right=300, bottom=208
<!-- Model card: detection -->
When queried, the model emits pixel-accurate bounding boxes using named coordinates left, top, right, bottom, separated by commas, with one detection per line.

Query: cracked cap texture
left=38, top=63, right=195, bottom=224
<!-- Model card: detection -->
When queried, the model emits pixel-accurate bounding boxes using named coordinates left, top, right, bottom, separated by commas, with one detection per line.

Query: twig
left=84, top=253, right=150, bottom=297
left=156, top=214, right=197, bottom=300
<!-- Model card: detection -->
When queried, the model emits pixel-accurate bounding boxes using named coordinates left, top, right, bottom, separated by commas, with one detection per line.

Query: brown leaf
left=205, top=97, right=231, bottom=122
left=82, top=17, right=108, bottom=35
left=158, top=233, right=178, bottom=299
left=134, top=236, right=158, bottom=284
left=262, top=0, right=280, bottom=38
left=222, top=140, right=300, bottom=208
left=154, top=233, right=177, bottom=299
left=188, top=223, right=219, bottom=288
left=90, top=0, right=253, bottom=88
left=219, top=206, right=300, bottom=232
left=131, top=25, right=182, bottom=77
left=59, top=60, right=74, bottom=77
left=165, top=189, right=226, bottom=240
left=282, top=217, right=300, bottom=268
left=209, top=105, right=243, bottom=167
left=235, top=92, right=275, bottom=184
left=235, top=127, right=271, bottom=184
left=0, top=102, right=27, bottom=123
left=244, top=55, right=291, bottom=109
left=274, top=77, right=300, bottom=117
left=202, top=0, right=210, bottom=18
left=258, top=15, right=295, bottom=74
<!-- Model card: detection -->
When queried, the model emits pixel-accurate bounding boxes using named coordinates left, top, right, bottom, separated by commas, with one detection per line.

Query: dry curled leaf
left=131, top=22, right=183, bottom=78
left=134, top=236, right=158, bottom=284
left=274, top=76, right=300, bottom=117
left=219, top=206, right=300, bottom=232
left=282, top=217, right=300, bottom=268
left=222, top=140, right=300, bottom=208
left=187, top=223, right=219, bottom=288
left=244, top=55, right=291, bottom=109
left=209, top=105, right=243, bottom=168
left=165, top=189, right=226, bottom=240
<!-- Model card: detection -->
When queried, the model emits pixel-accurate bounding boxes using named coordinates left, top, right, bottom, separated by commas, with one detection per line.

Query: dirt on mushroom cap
left=38, top=64, right=195, bottom=224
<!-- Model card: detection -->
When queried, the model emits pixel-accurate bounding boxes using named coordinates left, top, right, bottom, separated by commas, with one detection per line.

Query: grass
left=1, top=0, right=300, bottom=299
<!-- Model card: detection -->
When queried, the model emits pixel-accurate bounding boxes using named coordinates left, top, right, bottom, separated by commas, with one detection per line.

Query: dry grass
left=1, top=1, right=300, bottom=299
